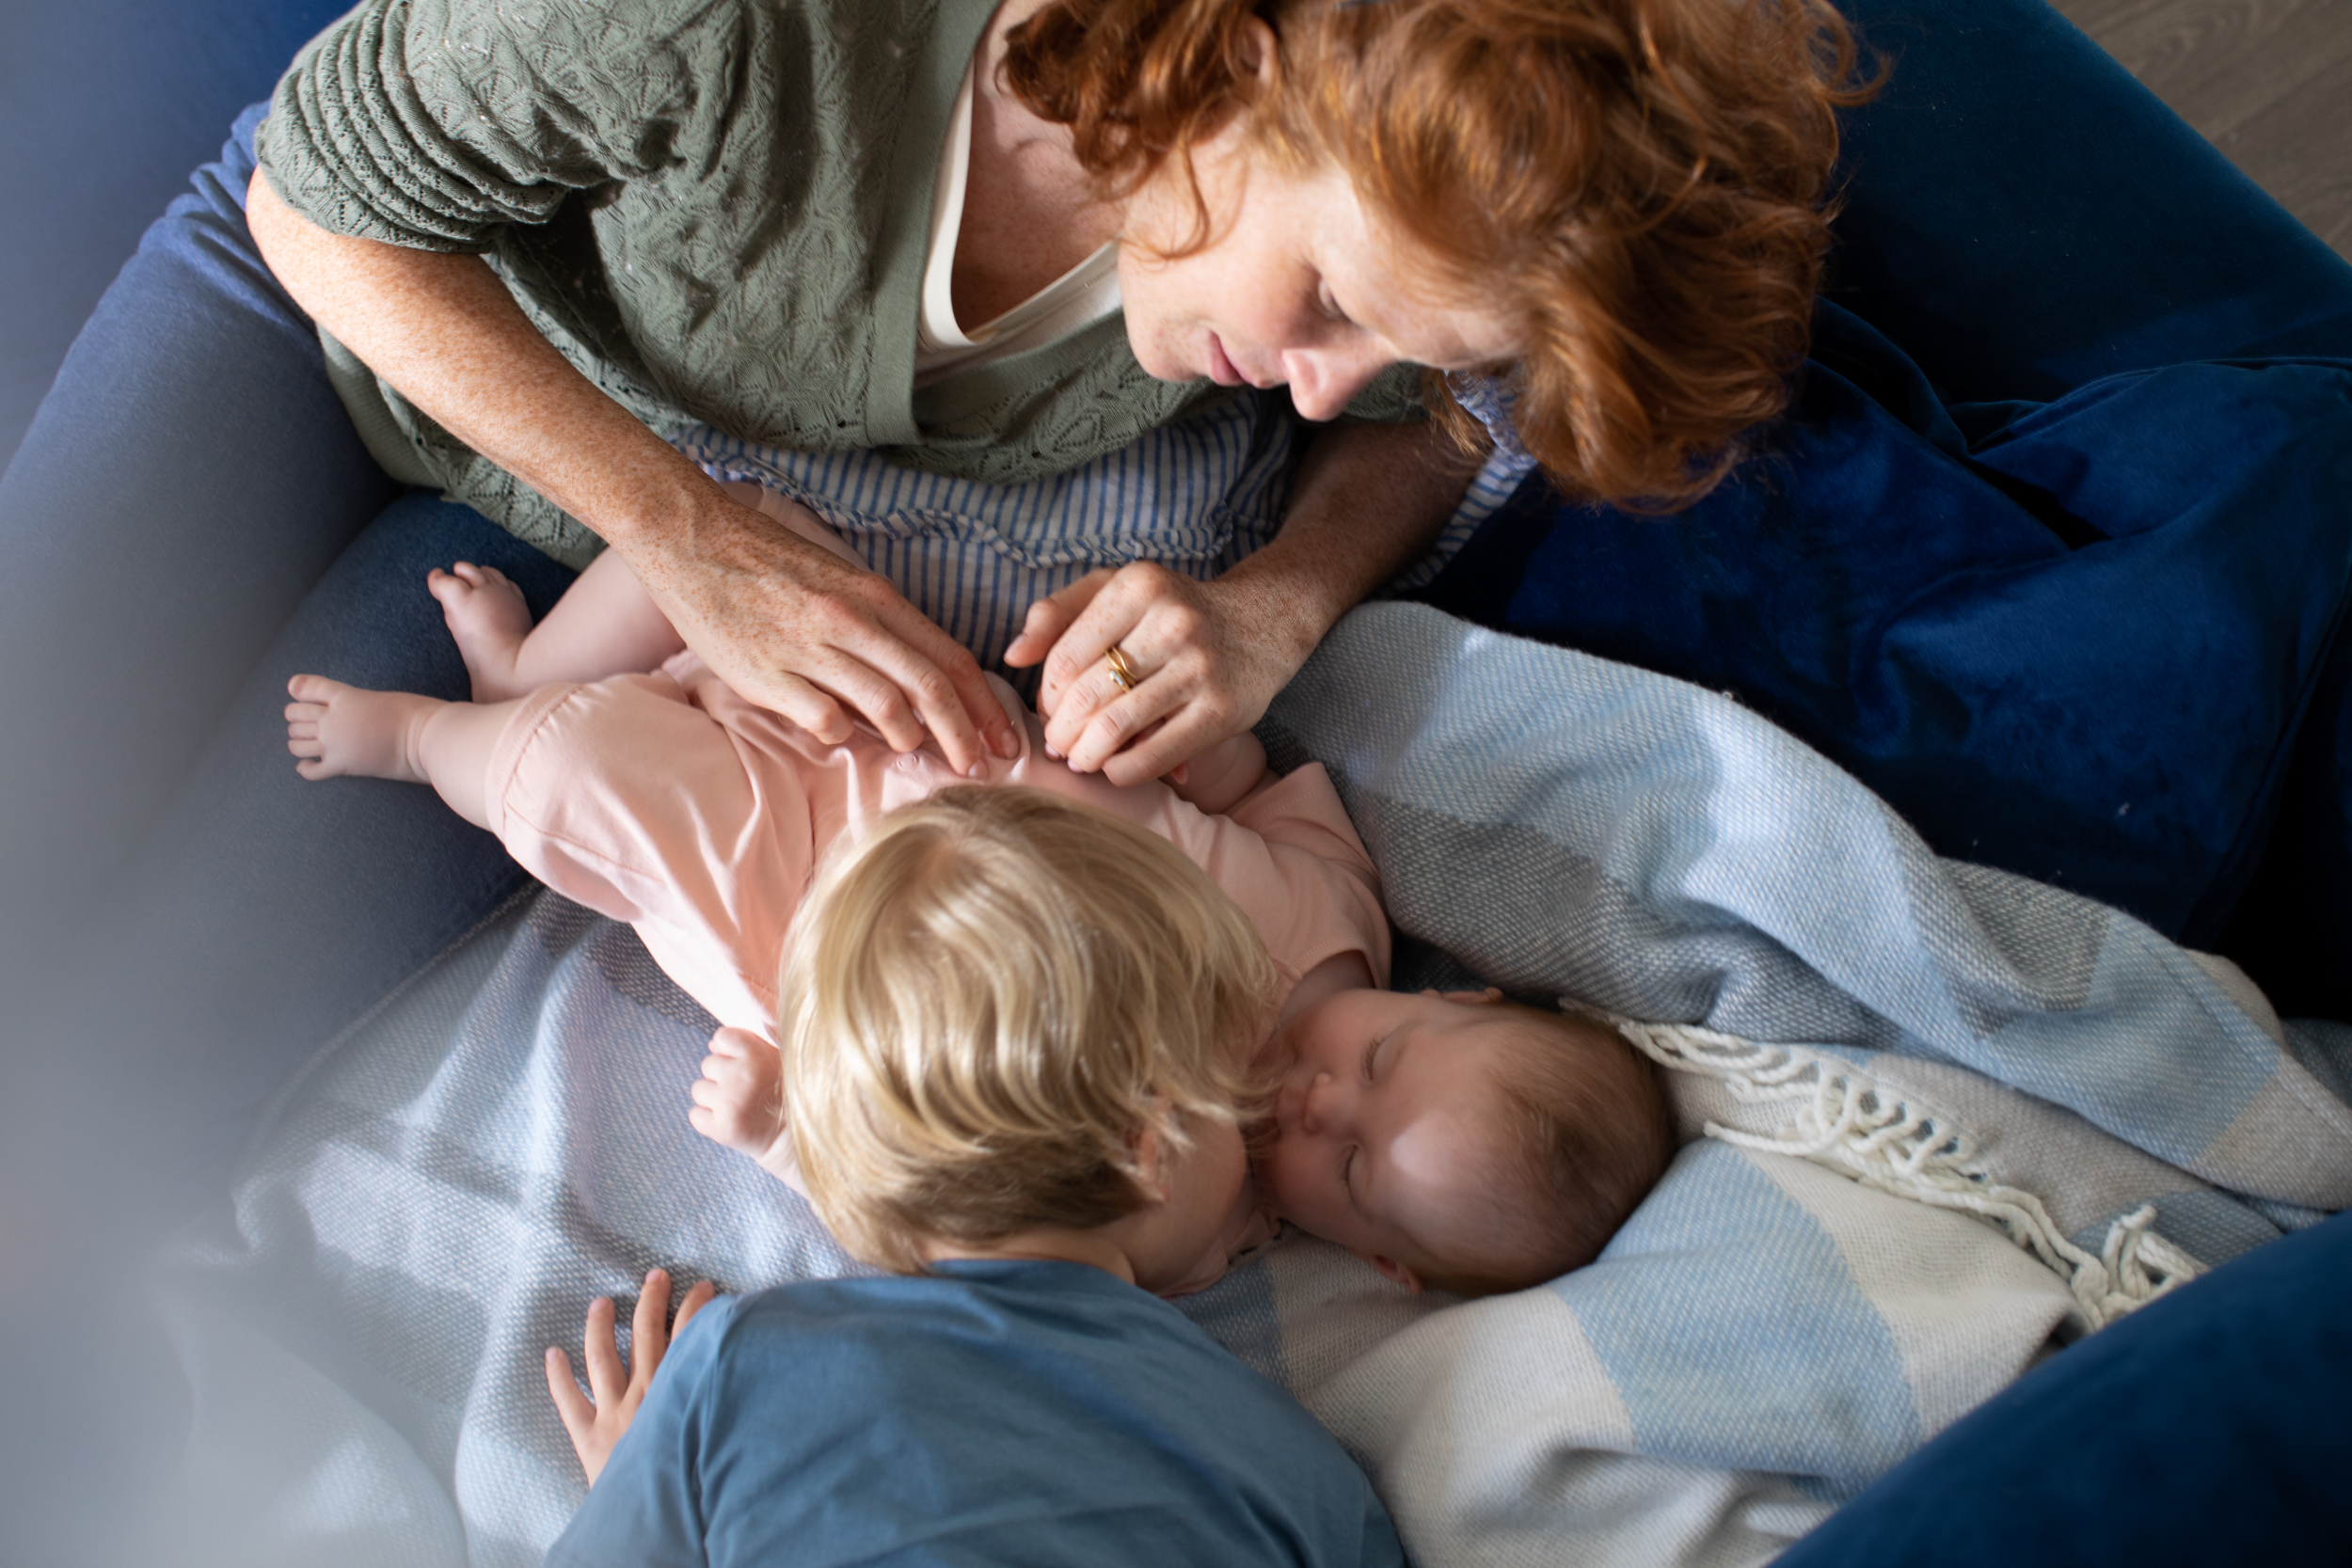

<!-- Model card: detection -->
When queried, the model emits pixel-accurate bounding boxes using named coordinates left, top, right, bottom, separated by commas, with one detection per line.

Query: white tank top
left=913, top=60, right=1122, bottom=389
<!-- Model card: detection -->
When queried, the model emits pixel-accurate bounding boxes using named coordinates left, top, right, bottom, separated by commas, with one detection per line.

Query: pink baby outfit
left=477, top=653, right=1391, bottom=1037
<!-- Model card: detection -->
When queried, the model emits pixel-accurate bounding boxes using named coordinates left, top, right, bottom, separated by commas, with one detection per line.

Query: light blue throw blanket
left=149, top=604, right=2352, bottom=1568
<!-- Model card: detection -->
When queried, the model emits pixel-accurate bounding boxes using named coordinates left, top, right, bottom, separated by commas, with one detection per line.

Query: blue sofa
left=4, top=1, right=2347, bottom=1560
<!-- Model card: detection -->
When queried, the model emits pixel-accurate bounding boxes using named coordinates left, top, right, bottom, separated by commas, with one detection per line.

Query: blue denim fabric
left=1418, top=0, right=2352, bottom=1019
left=0, top=0, right=351, bottom=469
left=0, top=103, right=576, bottom=1566
left=0, top=107, right=575, bottom=1242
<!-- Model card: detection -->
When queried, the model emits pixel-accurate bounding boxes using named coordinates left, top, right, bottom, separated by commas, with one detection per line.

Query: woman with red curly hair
left=984, top=0, right=1868, bottom=777
left=1012, top=0, right=1866, bottom=510
left=242, top=0, right=1865, bottom=792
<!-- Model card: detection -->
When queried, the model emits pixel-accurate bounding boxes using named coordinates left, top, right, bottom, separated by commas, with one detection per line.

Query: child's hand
left=690, top=1027, right=794, bottom=1177
left=545, top=1267, right=717, bottom=1485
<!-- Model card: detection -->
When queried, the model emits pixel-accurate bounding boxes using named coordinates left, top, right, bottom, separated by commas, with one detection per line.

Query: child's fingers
left=674, top=1279, right=718, bottom=1336
left=707, top=1026, right=757, bottom=1060
left=545, top=1346, right=596, bottom=1444
left=629, top=1269, right=675, bottom=1383
left=689, top=1097, right=755, bottom=1149
left=581, top=1296, right=625, bottom=1404
left=692, top=1063, right=749, bottom=1104
left=698, top=1057, right=759, bottom=1104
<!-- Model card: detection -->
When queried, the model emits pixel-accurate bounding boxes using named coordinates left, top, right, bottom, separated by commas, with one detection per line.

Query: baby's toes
left=286, top=673, right=345, bottom=705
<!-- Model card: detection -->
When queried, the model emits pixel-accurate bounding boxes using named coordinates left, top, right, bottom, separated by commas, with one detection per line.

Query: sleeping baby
left=285, top=515, right=1672, bottom=1296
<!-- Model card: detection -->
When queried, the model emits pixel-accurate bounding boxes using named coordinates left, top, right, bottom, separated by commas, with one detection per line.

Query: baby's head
left=1256, top=989, right=1674, bottom=1296
left=777, top=785, right=1277, bottom=1288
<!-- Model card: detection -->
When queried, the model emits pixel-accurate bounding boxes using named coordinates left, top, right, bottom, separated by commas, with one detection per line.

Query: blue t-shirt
left=548, top=1259, right=1406, bottom=1568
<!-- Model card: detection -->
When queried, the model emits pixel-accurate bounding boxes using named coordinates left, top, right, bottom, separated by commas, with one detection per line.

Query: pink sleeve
left=482, top=674, right=817, bottom=1025
left=1007, top=749, right=1390, bottom=999
left=1218, top=762, right=1392, bottom=992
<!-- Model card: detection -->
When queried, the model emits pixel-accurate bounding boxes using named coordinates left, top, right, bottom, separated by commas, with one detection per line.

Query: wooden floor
left=2048, top=0, right=2352, bottom=262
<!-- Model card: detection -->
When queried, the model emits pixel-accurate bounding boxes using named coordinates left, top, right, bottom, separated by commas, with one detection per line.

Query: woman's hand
left=1005, top=416, right=1476, bottom=784
left=545, top=1267, right=718, bottom=1486
left=629, top=490, right=1020, bottom=774
left=1005, top=563, right=1301, bottom=787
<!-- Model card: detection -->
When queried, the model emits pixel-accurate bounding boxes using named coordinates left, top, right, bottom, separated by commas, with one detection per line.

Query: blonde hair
left=778, top=785, right=1277, bottom=1273
left=1415, top=1004, right=1675, bottom=1296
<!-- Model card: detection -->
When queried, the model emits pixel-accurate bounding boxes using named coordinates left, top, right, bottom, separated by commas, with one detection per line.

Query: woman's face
left=1116, top=125, right=1520, bottom=421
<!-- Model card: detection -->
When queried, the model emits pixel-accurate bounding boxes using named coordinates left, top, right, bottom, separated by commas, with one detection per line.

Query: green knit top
left=256, top=0, right=1415, bottom=566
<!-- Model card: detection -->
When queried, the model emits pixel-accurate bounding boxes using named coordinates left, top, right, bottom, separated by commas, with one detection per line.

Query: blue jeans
left=0, top=106, right=577, bottom=1248
left=0, top=104, right=580, bottom=1565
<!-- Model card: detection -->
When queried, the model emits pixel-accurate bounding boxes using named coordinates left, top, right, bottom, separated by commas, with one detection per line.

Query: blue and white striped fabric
left=142, top=603, right=2345, bottom=1568
left=675, top=388, right=1534, bottom=681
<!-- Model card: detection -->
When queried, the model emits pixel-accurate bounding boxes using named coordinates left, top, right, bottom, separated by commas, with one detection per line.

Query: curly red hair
left=1005, top=0, right=1878, bottom=509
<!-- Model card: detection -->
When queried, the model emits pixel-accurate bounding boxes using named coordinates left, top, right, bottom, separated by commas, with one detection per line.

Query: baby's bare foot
left=284, top=673, right=440, bottom=783
left=428, top=562, right=533, bottom=701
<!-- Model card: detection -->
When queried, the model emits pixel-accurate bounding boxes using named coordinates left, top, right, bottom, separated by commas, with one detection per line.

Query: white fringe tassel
left=1598, top=1009, right=2201, bottom=1332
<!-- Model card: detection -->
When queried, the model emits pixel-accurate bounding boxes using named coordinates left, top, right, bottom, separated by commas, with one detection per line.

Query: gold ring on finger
left=1105, top=643, right=1140, bottom=694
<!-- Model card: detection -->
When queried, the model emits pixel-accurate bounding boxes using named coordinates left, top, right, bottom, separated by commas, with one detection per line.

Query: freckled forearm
left=1216, top=419, right=1475, bottom=662
left=243, top=167, right=729, bottom=553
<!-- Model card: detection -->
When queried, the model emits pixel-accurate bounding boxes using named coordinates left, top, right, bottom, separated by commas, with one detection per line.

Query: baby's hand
left=1165, top=731, right=1268, bottom=816
left=690, top=1027, right=797, bottom=1182
left=545, top=1267, right=716, bottom=1485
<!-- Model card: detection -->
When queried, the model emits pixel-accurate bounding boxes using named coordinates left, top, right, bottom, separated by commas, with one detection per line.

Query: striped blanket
left=149, top=603, right=2352, bottom=1568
